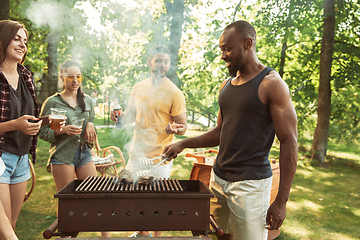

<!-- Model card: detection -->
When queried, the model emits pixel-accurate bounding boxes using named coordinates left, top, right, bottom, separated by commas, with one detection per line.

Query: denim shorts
left=50, top=145, right=93, bottom=169
left=0, top=151, right=31, bottom=184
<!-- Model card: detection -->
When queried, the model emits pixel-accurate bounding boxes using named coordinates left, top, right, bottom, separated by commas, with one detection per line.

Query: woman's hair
left=0, top=20, right=28, bottom=64
left=59, top=59, right=86, bottom=112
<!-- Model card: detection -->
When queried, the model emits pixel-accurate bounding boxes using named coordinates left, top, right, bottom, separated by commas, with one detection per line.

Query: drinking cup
left=50, top=108, right=66, bottom=131
left=72, top=117, right=85, bottom=130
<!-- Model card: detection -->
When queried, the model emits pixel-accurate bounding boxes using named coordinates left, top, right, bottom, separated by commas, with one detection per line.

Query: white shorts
left=125, top=159, right=173, bottom=180
left=210, top=170, right=272, bottom=240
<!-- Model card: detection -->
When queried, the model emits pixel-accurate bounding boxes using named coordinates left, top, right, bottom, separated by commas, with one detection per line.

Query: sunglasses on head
left=65, top=75, right=84, bottom=82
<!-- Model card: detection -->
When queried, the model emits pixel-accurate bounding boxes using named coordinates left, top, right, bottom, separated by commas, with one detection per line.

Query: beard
left=228, top=60, right=241, bottom=77
left=228, top=67, right=237, bottom=77
left=227, top=63, right=240, bottom=77
left=153, top=68, right=167, bottom=78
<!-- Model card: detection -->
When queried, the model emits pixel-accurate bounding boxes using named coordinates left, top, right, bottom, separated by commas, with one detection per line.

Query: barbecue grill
left=44, top=176, right=223, bottom=239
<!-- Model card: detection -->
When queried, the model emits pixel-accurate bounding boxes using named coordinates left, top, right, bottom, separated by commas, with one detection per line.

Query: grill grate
left=75, top=175, right=184, bottom=193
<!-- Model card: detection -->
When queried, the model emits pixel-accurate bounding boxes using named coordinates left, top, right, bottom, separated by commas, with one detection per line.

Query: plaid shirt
left=0, top=63, right=39, bottom=164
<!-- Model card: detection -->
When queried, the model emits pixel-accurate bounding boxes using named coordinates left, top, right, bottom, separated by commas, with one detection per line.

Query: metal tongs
left=139, top=156, right=163, bottom=165
left=136, top=156, right=171, bottom=176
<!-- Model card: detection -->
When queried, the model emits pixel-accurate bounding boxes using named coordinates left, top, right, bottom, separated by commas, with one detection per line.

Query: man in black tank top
left=163, top=20, right=298, bottom=240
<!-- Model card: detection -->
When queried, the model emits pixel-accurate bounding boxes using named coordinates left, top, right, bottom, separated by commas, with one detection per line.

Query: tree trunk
left=311, top=0, right=335, bottom=164
left=279, top=40, right=287, bottom=78
left=46, top=32, right=59, bottom=96
left=167, top=0, right=184, bottom=87
left=279, top=3, right=292, bottom=79
left=208, top=112, right=211, bottom=128
left=0, top=0, right=10, bottom=20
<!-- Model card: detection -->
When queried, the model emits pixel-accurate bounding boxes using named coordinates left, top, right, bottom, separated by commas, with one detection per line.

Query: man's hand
left=266, top=198, right=287, bottom=230
left=162, top=141, right=185, bottom=160
left=165, top=123, right=185, bottom=134
left=110, top=110, right=124, bottom=123
left=110, top=110, right=118, bottom=123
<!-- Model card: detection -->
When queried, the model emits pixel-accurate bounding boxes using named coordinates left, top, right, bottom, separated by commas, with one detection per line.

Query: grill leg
left=43, top=218, right=81, bottom=239
left=210, top=214, right=224, bottom=237
left=190, top=215, right=224, bottom=237
left=43, top=218, right=59, bottom=239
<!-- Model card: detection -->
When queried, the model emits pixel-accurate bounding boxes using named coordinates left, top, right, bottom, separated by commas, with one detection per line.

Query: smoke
left=25, top=0, right=82, bottom=32
left=25, top=0, right=88, bottom=61
left=25, top=0, right=101, bottom=77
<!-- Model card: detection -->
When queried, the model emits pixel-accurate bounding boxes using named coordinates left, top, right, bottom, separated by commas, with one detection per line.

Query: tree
left=311, top=0, right=335, bottom=164
left=327, top=0, right=360, bottom=144
left=252, top=0, right=323, bottom=137
left=6, top=0, right=359, bottom=139
left=0, top=0, right=9, bottom=20
left=20, top=0, right=98, bottom=101
left=167, top=0, right=185, bottom=86
left=45, top=32, right=60, bottom=96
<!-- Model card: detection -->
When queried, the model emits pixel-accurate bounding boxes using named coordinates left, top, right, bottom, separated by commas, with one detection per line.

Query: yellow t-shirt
left=129, top=78, right=186, bottom=163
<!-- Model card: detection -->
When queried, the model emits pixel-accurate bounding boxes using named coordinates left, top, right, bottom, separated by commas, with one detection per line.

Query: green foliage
left=328, top=1, right=360, bottom=144
left=4, top=0, right=360, bottom=238
left=7, top=0, right=360, bottom=144
left=178, top=1, right=235, bottom=126
left=251, top=0, right=324, bottom=137
left=243, top=0, right=360, bottom=144
left=278, top=159, right=360, bottom=240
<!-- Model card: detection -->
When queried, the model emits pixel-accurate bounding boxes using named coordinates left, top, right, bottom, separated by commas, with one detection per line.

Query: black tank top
left=213, top=66, right=275, bottom=182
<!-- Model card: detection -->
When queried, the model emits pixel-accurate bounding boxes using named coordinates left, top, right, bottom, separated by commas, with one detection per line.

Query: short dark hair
left=0, top=20, right=29, bottom=64
left=148, top=45, right=171, bottom=60
left=225, top=20, right=256, bottom=45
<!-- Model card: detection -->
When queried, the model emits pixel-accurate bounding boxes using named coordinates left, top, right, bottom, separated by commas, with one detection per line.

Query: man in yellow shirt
left=111, top=45, right=187, bottom=237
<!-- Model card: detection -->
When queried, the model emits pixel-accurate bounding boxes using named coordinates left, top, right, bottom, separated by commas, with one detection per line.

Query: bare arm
left=262, top=72, right=298, bottom=230
left=163, top=79, right=228, bottom=159
left=163, top=110, right=222, bottom=159
left=0, top=115, right=42, bottom=136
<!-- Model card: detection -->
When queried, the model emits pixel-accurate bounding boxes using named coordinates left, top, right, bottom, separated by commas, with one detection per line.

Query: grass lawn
left=14, top=122, right=360, bottom=239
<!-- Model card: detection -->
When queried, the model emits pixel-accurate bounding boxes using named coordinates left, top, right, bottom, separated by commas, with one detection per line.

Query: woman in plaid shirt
left=0, top=20, right=43, bottom=234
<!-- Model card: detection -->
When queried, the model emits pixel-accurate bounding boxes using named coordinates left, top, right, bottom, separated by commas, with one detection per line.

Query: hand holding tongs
left=136, top=156, right=171, bottom=176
